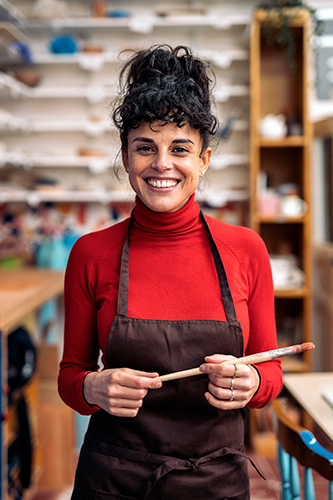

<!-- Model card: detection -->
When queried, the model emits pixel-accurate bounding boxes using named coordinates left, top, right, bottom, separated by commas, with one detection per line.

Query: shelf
left=30, top=120, right=110, bottom=135
left=255, top=214, right=308, bottom=224
left=256, top=137, right=307, bottom=147
left=0, top=73, right=248, bottom=103
left=0, top=111, right=112, bottom=134
left=208, top=153, right=249, bottom=169
left=214, top=85, right=249, bottom=102
left=0, top=109, right=28, bottom=131
left=0, top=152, right=110, bottom=171
left=32, top=48, right=248, bottom=70
left=0, top=149, right=250, bottom=172
left=0, top=188, right=248, bottom=207
left=255, top=8, right=311, bottom=27
left=0, top=189, right=134, bottom=206
left=274, top=287, right=310, bottom=299
left=0, top=72, right=113, bottom=101
left=1, top=118, right=248, bottom=136
left=32, top=51, right=120, bottom=66
left=19, top=13, right=251, bottom=32
left=29, top=85, right=112, bottom=101
left=27, top=84, right=248, bottom=103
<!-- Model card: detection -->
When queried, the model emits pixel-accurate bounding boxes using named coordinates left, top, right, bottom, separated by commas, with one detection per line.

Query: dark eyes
left=136, top=145, right=189, bottom=154
left=173, top=146, right=189, bottom=153
left=137, top=145, right=154, bottom=152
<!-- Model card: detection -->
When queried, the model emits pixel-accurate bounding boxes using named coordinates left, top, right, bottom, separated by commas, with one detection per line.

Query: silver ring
left=232, top=364, right=238, bottom=379
left=230, top=378, right=235, bottom=390
left=230, top=388, right=235, bottom=401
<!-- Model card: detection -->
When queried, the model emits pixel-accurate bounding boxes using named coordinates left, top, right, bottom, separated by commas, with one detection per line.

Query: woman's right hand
left=83, top=368, right=162, bottom=417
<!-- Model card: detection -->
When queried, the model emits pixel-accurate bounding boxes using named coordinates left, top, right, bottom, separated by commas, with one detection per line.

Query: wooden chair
left=272, top=398, right=333, bottom=500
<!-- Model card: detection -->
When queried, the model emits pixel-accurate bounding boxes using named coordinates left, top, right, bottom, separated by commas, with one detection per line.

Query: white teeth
left=147, top=178, right=178, bottom=188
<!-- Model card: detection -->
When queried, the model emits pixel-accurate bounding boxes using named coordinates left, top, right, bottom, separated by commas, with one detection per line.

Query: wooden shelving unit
left=250, top=9, right=313, bottom=373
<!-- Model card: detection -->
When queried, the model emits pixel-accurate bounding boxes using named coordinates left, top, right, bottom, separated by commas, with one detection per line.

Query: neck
left=132, top=194, right=201, bottom=236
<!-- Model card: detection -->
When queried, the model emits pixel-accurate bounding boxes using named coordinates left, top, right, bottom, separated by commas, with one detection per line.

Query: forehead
left=127, top=121, right=202, bottom=144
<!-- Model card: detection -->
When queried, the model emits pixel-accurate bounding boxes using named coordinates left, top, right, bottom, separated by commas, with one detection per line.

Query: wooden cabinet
left=250, top=9, right=313, bottom=372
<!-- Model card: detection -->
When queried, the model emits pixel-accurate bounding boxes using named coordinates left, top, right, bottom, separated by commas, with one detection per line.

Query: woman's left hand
left=199, top=354, right=260, bottom=409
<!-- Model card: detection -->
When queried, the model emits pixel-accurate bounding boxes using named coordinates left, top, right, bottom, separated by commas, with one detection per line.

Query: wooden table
left=0, top=267, right=64, bottom=500
left=0, top=267, right=64, bottom=335
left=283, top=372, right=333, bottom=445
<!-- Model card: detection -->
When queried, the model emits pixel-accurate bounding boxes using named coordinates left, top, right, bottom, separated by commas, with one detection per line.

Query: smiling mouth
left=146, top=178, right=179, bottom=188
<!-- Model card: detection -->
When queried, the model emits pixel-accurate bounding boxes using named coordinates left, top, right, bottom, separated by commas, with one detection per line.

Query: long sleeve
left=58, top=237, right=101, bottom=415
left=209, top=217, right=282, bottom=408
left=58, top=219, right=128, bottom=415
left=227, top=225, right=282, bottom=408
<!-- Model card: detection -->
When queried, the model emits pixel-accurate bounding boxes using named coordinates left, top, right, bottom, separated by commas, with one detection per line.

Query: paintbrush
left=159, top=342, right=315, bottom=382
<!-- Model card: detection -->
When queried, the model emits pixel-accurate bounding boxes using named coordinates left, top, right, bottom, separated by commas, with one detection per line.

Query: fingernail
left=155, top=381, right=162, bottom=388
left=200, top=365, right=206, bottom=373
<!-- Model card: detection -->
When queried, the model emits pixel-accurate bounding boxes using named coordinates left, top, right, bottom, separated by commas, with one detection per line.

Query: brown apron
left=71, top=212, right=253, bottom=500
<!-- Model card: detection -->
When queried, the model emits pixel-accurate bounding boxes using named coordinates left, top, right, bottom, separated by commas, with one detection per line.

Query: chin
left=145, top=199, right=187, bottom=213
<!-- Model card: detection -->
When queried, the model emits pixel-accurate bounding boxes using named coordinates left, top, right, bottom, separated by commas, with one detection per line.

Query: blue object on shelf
left=10, top=41, right=33, bottom=64
left=107, top=10, right=131, bottom=18
left=49, top=35, right=78, bottom=54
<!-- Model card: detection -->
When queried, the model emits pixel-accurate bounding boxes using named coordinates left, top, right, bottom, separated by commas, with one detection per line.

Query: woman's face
left=122, top=121, right=212, bottom=213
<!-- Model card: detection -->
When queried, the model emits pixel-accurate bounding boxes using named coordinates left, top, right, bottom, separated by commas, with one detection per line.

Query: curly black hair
left=112, top=45, right=218, bottom=152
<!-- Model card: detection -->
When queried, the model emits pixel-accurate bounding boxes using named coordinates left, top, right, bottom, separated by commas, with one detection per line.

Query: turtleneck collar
left=132, top=194, right=201, bottom=236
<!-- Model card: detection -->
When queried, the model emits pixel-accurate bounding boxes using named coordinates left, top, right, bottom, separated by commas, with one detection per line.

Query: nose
left=151, top=150, right=171, bottom=171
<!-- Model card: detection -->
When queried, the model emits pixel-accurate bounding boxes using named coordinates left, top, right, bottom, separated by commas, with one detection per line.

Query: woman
left=58, top=45, right=283, bottom=500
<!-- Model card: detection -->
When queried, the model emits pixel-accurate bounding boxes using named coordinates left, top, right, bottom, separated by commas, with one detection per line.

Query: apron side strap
left=117, top=216, right=132, bottom=317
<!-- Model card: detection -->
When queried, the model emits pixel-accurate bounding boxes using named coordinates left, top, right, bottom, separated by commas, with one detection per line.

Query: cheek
left=127, top=162, right=142, bottom=178
left=186, top=168, right=201, bottom=185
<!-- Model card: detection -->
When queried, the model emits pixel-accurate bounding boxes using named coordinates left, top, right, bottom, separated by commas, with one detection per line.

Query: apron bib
left=71, top=212, right=251, bottom=500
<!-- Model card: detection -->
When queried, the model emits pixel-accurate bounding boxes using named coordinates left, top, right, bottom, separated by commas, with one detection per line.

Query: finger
left=207, top=381, right=234, bottom=401
left=204, top=391, right=238, bottom=410
left=204, top=354, right=236, bottom=364
left=208, top=374, right=234, bottom=388
left=108, top=385, right=148, bottom=401
left=109, top=397, right=144, bottom=410
left=109, top=405, right=141, bottom=418
left=110, top=370, right=162, bottom=390
left=133, top=370, right=161, bottom=379
left=200, top=361, right=238, bottom=378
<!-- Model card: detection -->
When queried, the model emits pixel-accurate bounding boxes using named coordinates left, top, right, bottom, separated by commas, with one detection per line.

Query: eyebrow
left=131, top=137, right=195, bottom=145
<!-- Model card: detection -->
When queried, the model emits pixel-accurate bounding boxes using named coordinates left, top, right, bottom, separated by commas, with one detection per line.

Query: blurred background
left=1, top=1, right=333, bottom=499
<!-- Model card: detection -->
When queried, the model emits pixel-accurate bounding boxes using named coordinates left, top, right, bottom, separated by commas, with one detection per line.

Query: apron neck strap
left=117, top=210, right=238, bottom=323
left=199, top=212, right=237, bottom=323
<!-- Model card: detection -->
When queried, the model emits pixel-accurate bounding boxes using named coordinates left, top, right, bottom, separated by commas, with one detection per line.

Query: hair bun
left=113, top=44, right=217, bottom=150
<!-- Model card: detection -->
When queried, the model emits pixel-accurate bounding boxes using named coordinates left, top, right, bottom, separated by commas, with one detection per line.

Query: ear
left=199, top=147, right=212, bottom=177
left=122, top=149, right=129, bottom=173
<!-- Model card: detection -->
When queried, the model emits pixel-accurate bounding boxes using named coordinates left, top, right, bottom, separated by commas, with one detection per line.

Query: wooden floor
left=29, top=450, right=330, bottom=500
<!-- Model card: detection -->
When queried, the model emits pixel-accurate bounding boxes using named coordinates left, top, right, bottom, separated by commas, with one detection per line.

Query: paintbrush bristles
left=299, top=342, right=315, bottom=352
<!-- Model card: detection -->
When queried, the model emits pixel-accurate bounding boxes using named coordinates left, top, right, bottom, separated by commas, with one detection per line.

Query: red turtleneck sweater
left=58, top=195, right=282, bottom=415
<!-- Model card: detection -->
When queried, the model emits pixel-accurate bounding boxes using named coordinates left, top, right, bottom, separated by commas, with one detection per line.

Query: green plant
left=256, top=0, right=322, bottom=72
